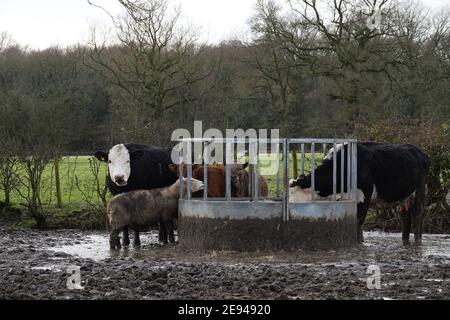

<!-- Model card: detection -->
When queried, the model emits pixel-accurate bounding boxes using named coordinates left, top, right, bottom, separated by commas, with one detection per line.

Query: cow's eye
left=126, top=160, right=130, bottom=163
left=108, top=160, right=111, bottom=164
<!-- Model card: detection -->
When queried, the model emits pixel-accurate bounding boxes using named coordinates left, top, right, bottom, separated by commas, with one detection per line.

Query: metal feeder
left=176, top=138, right=358, bottom=251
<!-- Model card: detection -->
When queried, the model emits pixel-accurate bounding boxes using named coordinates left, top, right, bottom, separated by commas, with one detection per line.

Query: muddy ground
left=0, top=228, right=449, bottom=300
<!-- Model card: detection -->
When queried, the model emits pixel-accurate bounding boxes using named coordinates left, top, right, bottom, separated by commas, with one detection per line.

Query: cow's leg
left=133, top=230, right=141, bottom=247
left=110, top=229, right=121, bottom=250
left=122, top=226, right=130, bottom=246
left=401, top=210, right=412, bottom=245
left=159, top=219, right=168, bottom=244
left=158, top=225, right=164, bottom=243
left=412, top=180, right=426, bottom=243
left=164, top=219, right=175, bottom=243
left=172, top=218, right=178, bottom=231
left=357, top=198, right=371, bottom=243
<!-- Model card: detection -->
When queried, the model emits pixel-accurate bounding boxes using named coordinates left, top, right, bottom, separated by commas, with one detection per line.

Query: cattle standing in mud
left=107, top=177, right=204, bottom=249
left=231, top=163, right=269, bottom=198
left=291, top=142, right=430, bottom=244
left=95, top=144, right=178, bottom=245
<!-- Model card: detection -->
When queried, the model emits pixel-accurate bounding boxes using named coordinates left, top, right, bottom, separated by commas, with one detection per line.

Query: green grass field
left=256, top=153, right=321, bottom=196
left=2, top=156, right=109, bottom=212
left=1, top=153, right=324, bottom=215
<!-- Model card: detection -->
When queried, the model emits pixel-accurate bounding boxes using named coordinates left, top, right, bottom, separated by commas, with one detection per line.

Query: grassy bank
left=1, top=156, right=109, bottom=229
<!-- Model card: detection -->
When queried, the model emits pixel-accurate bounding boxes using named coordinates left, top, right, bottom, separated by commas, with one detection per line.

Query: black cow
left=95, top=143, right=178, bottom=246
left=292, top=142, right=430, bottom=244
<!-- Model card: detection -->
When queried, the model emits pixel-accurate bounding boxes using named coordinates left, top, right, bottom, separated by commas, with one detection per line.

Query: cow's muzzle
left=114, top=175, right=127, bottom=186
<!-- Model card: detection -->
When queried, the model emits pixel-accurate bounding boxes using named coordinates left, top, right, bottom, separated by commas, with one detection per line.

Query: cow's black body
left=98, top=144, right=177, bottom=245
left=105, top=144, right=177, bottom=196
left=295, top=142, right=430, bottom=243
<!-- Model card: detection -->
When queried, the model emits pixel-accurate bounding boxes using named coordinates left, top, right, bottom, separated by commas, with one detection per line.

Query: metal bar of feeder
left=351, top=142, right=358, bottom=201
left=186, top=141, right=192, bottom=200
left=203, top=142, right=208, bottom=201
left=347, top=142, right=351, bottom=200
left=341, top=144, right=345, bottom=200
left=253, top=141, right=259, bottom=201
left=283, top=139, right=289, bottom=222
left=311, top=143, right=315, bottom=201
left=288, top=138, right=357, bottom=144
left=276, top=142, right=280, bottom=198
left=226, top=142, right=232, bottom=201
left=177, top=137, right=357, bottom=144
left=333, top=142, right=337, bottom=201
left=301, top=143, right=305, bottom=175
left=248, top=162, right=254, bottom=200
left=275, top=162, right=280, bottom=198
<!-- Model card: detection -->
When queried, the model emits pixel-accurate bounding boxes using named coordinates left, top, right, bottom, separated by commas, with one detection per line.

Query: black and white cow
left=95, top=143, right=178, bottom=246
left=291, top=142, right=430, bottom=244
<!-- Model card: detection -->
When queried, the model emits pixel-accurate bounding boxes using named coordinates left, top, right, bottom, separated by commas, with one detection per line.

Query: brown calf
left=231, top=163, right=268, bottom=198
left=168, top=164, right=226, bottom=198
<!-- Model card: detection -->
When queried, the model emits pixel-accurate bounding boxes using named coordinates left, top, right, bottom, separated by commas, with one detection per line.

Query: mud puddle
left=0, top=228, right=449, bottom=299
left=46, top=230, right=450, bottom=265
left=48, top=233, right=161, bottom=261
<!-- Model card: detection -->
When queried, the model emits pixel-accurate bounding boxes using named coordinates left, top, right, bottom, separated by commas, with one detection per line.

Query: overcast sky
left=0, top=0, right=449, bottom=49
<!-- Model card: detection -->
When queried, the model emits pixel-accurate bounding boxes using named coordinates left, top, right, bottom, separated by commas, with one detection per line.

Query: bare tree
left=248, top=0, right=449, bottom=133
left=15, top=148, right=52, bottom=229
left=247, top=0, right=299, bottom=136
left=0, top=133, right=20, bottom=211
left=75, top=157, right=108, bottom=217
left=0, top=32, right=14, bottom=53
left=86, top=0, right=214, bottom=141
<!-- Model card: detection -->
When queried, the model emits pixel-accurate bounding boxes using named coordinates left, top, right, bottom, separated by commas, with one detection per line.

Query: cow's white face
left=108, top=144, right=131, bottom=186
left=95, top=144, right=144, bottom=187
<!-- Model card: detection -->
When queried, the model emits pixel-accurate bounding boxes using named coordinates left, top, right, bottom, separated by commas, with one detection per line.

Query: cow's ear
left=94, top=151, right=108, bottom=162
left=168, top=164, right=178, bottom=173
left=130, top=150, right=144, bottom=161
